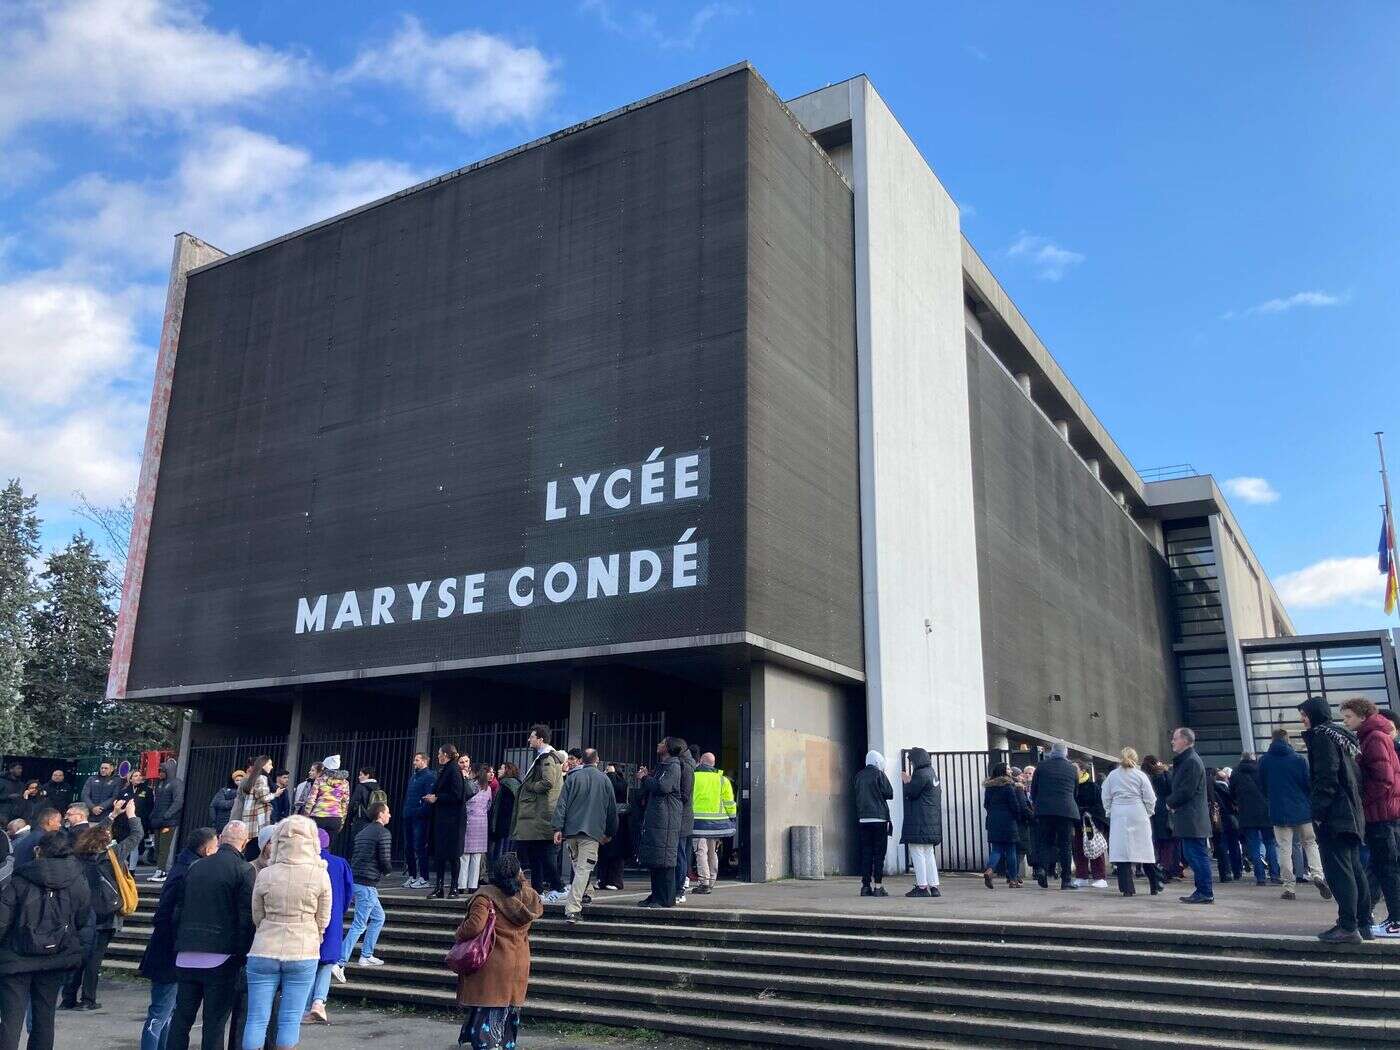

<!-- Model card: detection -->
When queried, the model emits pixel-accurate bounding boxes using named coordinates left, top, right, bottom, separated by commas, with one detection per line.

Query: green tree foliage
left=23, top=532, right=176, bottom=759
left=0, top=479, right=42, bottom=753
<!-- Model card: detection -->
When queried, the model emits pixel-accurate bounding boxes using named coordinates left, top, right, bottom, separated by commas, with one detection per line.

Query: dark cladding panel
left=128, top=71, right=752, bottom=694
left=744, top=76, right=862, bottom=672
left=967, top=337, right=1179, bottom=754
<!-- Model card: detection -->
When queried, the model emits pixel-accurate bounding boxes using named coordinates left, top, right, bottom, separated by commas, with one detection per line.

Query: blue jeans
left=140, top=980, right=178, bottom=1050
left=340, top=884, right=386, bottom=963
left=305, top=962, right=334, bottom=1009
left=1244, top=828, right=1280, bottom=884
left=988, top=842, right=1019, bottom=880
left=1180, top=836, right=1215, bottom=899
left=406, top=813, right=431, bottom=879
left=243, top=957, right=317, bottom=1050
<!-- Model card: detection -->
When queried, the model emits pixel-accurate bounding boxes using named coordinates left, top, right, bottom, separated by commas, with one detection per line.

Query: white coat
left=1100, top=766, right=1157, bottom=864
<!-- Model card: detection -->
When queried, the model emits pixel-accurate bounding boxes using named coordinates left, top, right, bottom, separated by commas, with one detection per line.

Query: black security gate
left=179, top=735, right=287, bottom=849
left=900, top=749, right=1044, bottom=872
left=298, top=730, right=417, bottom=862
left=431, top=719, right=568, bottom=773
left=585, top=711, right=666, bottom=776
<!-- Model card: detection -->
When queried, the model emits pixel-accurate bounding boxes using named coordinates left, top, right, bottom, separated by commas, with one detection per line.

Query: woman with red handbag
left=450, top=853, right=543, bottom=1048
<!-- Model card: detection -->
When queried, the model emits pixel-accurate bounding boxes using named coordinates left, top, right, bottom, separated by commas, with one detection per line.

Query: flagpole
left=1378, top=431, right=1400, bottom=620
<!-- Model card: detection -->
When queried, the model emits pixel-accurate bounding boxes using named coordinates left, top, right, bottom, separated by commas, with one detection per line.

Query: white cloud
left=1006, top=233, right=1084, bottom=281
left=1222, top=476, right=1280, bottom=505
left=581, top=1, right=735, bottom=49
left=0, top=0, right=302, bottom=139
left=344, top=17, right=558, bottom=132
left=0, top=402, right=146, bottom=505
left=963, top=43, right=990, bottom=62
left=1275, top=556, right=1385, bottom=609
left=0, top=272, right=149, bottom=405
left=1223, top=290, right=1348, bottom=320
left=56, top=125, right=425, bottom=272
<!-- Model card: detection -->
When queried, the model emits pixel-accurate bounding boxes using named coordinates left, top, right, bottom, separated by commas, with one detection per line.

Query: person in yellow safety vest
left=691, top=753, right=737, bottom=894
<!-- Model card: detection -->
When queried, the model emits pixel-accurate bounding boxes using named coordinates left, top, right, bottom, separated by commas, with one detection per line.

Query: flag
left=1382, top=509, right=1399, bottom=614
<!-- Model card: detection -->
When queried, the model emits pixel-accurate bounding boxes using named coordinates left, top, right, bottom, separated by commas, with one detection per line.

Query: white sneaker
left=1375, top=922, right=1400, bottom=939
left=684, top=878, right=691, bottom=892
left=544, top=890, right=570, bottom=904
left=1091, top=879, right=1108, bottom=889
left=1071, top=878, right=1085, bottom=888
left=402, top=876, right=415, bottom=887
left=147, top=871, right=166, bottom=883
left=677, top=894, right=687, bottom=904
left=359, top=955, right=385, bottom=967
left=330, top=964, right=346, bottom=984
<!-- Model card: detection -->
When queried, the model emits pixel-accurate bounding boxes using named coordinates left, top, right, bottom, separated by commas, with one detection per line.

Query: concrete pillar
left=168, top=709, right=195, bottom=858
left=1015, top=372, right=1032, bottom=396
left=415, top=684, right=432, bottom=757
left=1086, top=458, right=1101, bottom=479
left=988, top=728, right=1010, bottom=752
left=568, top=670, right=587, bottom=749
left=1115, top=491, right=1127, bottom=508
left=285, top=695, right=304, bottom=783
left=1054, top=419, right=1070, bottom=442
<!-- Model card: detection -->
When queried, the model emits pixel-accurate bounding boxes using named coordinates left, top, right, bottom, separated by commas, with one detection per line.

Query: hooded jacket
left=402, top=766, right=436, bottom=821
left=0, top=853, right=93, bottom=975
left=209, top=784, right=239, bottom=831
left=318, top=840, right=354, bottom=966
left=454, top=882, right=543, bottom=1008
left=983, top=775, right=1026, bottom=844
left=0, top=771, right=24, bottom=825
left=302, top=766, right=351, bottom=821
left=512, top=749, right=563, bottom=842
left=854, top=752, right=894, bottom=824
left=1299, top=697, right=1366, bottom=839
left=250, top=816, right=332, bottom=960
left=1231, top=758, right=1272, bottom=829
left=900, top=748, right=943, bottom=846
left=80, top=773, right=121, bottom=812
left=1355, top=712, right=1400, bottom=825
left=637, top=754, right=683, bottom=868
left=677, top=749, right=697, bottom=838
left=148, top=759, right=184, bottom=830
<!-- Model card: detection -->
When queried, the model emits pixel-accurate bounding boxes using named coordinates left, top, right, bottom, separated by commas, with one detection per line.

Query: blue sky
left=1, top=1, right=1396, bottom=634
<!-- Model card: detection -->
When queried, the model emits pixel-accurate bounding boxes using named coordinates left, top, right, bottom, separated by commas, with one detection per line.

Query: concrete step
left=102, top=956, right=1372, bottom=1050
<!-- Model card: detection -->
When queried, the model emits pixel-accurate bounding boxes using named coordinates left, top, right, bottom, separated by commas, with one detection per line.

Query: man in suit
left=1167, top=727, right=1214, bottom=904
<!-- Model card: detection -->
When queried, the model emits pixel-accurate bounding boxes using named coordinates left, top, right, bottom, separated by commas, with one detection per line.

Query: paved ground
left=62, top=976, right=745, bottom=1050
left=373, top=868, right=1359, bottom=938
left=663, top=871, right=1361, bottom=936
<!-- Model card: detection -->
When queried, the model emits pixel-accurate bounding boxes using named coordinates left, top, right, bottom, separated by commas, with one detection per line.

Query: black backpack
left=14, top=885, right=71, bottom=956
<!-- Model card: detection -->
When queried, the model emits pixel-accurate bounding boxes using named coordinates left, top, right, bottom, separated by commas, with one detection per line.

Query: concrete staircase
left=108, top=884, right=1400, bottom=1048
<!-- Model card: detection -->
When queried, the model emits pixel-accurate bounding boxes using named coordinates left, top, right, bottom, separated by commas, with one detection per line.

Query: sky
left=1, top=0, right=1397, bottom=635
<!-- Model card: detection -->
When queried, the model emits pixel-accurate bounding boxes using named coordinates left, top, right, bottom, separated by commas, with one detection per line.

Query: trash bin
left=790, top=825, right=824, bottom=880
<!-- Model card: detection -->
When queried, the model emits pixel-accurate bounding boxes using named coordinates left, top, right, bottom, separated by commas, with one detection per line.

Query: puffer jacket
left=512, top=750, right=563, bottom=842
left=148, top=759, right=184, bottom=830
left=637, top=755, right=683, bottom=868
left=984, top=776, right=1026, bottom=844
left=854, top=753, right=893, bottom=823
left=900, top=748, right=943, bottom=846
left=1231, top=758, right=1271, bottom=829
left=250, top=816, right=332, bottom=961
left=0, top=854, right=93, bottom=975
left=302, top=770, right=351, bottom=820
left=1356, top=713, right=1400, bottom=825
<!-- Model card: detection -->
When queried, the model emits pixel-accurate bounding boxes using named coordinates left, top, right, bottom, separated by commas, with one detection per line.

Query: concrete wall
left=967, top=337, right=1180, bottom=756
left=788, top=78, right=988, bottom=872
left=746, top=661, right=863, bottom=880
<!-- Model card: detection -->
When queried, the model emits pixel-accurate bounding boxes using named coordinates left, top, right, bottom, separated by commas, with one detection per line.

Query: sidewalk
left=64, top=977, right=749, bottom=1050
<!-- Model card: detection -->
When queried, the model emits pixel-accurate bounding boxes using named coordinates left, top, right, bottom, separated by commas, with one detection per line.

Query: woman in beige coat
left=243, top=816, right=331, bottom=1050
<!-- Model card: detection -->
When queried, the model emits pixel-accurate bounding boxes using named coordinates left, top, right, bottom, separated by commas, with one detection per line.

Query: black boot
left=428, top=878, right=445, bottom=899
left=1147, top=865, right=1162, bottom=896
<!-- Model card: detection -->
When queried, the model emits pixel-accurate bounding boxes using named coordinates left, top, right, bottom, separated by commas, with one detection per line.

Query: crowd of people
left=0, top=697, right=1394, bottom=1048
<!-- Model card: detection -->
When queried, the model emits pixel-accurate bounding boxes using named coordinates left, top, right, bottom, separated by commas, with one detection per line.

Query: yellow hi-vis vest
left=692, top=768, right=737, bottom=821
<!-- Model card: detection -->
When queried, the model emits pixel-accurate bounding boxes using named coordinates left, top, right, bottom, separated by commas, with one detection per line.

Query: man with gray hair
left=1030, top=742, right=1079, bottom=890
left=1166, top=727, right=1214, bottom=904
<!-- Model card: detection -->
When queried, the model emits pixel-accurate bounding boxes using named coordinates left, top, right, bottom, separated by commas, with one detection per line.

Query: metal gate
left=900, top=749, right=1044, bottom=872
left=178, top=735, right=287, bottom=848
left=585, top=711, right=666, bottom=774
left=298, top=730, right=416, bottom=861
left=431, top=719, right=568, bottom=773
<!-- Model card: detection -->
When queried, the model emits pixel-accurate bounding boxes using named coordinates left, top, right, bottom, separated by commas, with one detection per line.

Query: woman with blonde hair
left=1101, top=747, right=1161, bottom=896
left=243, top=815, right=332, bottom=1049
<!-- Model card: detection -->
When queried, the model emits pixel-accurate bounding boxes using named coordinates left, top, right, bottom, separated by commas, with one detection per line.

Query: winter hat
left=1050, top=741, right=1068, bottom=758
left=865, top=750, right=886, bottom=771
left=322, top=755, right=341, bottom=772
left=317, top=828, right=331, bottom=850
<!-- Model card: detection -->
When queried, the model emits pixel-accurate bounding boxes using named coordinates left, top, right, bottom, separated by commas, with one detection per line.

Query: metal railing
left=178, top=735, right=288, bottom=847
left=1139, top=463, right=1199, bottom=482
left=298, top=730, right=417, bottom=860
left=431, top=719, right=568, bottom=773
left=902, top=749, right=1043, bottom=873
left=586, top=711, right=666, bottom=774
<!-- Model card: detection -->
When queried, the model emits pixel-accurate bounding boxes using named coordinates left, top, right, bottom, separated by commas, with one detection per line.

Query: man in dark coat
left=637, top=739, right=683, bottom=908
left=1029, top=742, right=1079, bottom=890
left=347, top=766, right=384, bottom=844
left=80, top=761, right=122, bottom=820
left=1299, top=697, right=1372, bottom=943
left=402, top=752, right=436, bottom=889
left=0, top=831, right=94, bottom=1050
left=425, top=747, right=467, bottom=899
left=0, top=762, right=24, bottom=826
left=1232, top=755, right=1280, bottom=885
left=853, top=751, right=894, bottom=897
left=39, top=769, right=74, bottom=813
left=1258, top=727, right=1328, bottom=900
left=1166, top=727, right=1213, bottom=904
left=512, top=726, right=564, bottom=900
left=166, top=821, right=254, bottom=1050
left=551, top=749, right=619, bottom=922
left=139, top=827, right=216, bottom=1050
left=148, top=758, right=185, bottom=882
left=674, top=744, right=697, bottom=903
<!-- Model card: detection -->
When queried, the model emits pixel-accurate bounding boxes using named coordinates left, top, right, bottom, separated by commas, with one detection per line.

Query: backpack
left=107, top=845, right=138, bottom=917
left=14, top=885, right=71, bottom=956
left=368, top=786, right=389, bottom=811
